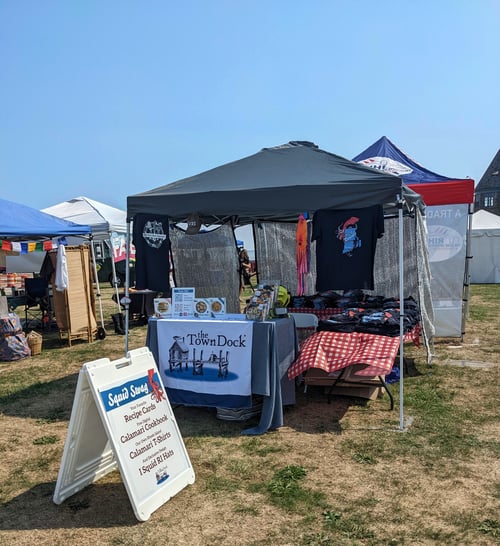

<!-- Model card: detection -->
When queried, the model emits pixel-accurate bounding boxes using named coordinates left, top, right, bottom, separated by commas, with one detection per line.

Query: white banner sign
left=53, top=348, right=194, bottom=522
left=157, top=319, right=253, bottom=397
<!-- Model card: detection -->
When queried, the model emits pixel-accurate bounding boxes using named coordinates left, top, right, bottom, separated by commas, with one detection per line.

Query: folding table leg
left=377, top=376, right=394, bottom=410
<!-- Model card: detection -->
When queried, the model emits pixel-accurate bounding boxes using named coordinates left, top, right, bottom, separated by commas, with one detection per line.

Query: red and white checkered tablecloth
left=405, top=323, right=421, bottom=346
left=288, top=330, right=403, bottom=380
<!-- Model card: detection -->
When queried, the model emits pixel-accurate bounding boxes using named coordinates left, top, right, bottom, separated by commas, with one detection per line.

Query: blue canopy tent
left=0, top=198, right=93, bottom=351
left=0, top=198, right=92, bottom=239
left=353, top=137, right=474, bottom=338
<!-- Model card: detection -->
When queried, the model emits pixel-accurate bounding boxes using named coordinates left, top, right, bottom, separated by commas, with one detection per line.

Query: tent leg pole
left=125, top=220, right=131, bottom=355
left=462, top=204, right=474, bottom=334
left=398, top=195, right=405, bottom=431
left=106, top=237, right=122, bottom=314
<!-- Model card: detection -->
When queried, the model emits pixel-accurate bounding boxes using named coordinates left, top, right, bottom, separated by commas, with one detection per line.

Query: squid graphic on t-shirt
left=336, top=216, right=361, bottom=257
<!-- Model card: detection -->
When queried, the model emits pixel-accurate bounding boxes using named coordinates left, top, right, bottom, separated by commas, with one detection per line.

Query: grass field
left=0, top=285, right=498, bottom=545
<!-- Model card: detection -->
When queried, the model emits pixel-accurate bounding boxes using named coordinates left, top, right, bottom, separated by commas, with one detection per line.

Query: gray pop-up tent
left=128, top=141, right=421, bottom=223
left=127, top=141, right=433, bottom=429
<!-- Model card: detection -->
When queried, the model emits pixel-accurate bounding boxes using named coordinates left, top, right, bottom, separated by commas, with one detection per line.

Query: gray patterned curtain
left=254, top=221, right=316, bottom=296
left=169, top=224, right=241, bottom=313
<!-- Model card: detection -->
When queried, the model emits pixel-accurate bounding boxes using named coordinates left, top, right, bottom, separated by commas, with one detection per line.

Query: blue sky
left=1, top=0, right=499, bottom=213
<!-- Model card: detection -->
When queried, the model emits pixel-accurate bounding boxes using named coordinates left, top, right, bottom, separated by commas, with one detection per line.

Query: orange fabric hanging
left=296, top=213, right=309, bottom=295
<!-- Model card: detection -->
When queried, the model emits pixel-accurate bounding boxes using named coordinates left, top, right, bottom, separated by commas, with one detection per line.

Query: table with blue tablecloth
left=146, top=315, right=298, bottom=435
left=113, top=289, right=158, bottom=323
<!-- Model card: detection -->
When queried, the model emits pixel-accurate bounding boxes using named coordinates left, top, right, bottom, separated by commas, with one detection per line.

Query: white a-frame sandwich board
left=53, top=346, right=195, bottom=521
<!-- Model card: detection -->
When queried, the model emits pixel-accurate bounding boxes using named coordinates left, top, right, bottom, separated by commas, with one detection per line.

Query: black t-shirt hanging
left=132, top=213, right=171, bottom=293
left=312, top=206, right=384, bottom=291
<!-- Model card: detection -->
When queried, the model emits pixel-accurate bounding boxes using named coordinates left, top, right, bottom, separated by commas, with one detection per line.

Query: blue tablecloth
left=146, top=316, right=297, bottom=435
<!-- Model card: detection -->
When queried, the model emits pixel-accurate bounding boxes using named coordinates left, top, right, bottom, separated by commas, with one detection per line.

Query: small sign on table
left=172, top=287, right=195, bottom=318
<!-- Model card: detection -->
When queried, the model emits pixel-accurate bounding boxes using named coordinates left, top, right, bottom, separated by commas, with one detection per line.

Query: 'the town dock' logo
left=142, top=220, right=167, bottom=248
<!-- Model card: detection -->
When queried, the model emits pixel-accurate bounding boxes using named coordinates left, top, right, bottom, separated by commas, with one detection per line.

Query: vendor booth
left=352, top=136, right=475, bottom=338
left=0, top=198, right=92, bottom=358
left=42, top=196, right=134, bottom=324
left=126, top=141, right=434, bottom=431
left=42, top=195, right=131, bottom=288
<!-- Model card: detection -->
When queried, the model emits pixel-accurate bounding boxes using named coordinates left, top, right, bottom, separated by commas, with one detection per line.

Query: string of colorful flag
left=0, top=238, right=66, bottom=254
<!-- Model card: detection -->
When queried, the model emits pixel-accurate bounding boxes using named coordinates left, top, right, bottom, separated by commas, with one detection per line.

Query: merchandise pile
left=289, top=289, right=421, bottom=337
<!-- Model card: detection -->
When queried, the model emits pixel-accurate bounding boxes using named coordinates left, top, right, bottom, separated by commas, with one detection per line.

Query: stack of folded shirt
left=317, top=296, right=420, bottom=337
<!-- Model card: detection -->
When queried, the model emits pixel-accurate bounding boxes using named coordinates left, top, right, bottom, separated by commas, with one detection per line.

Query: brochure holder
left=53, top=347, right=195, bottom=521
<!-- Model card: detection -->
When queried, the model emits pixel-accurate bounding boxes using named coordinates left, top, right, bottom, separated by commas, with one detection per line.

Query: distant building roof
left=474, top=149, right=500, bottom=215
left=476, top=149, right=500, bottom=190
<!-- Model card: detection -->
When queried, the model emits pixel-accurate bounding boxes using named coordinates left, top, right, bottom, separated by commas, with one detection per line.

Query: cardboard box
left=304, top=368, right=383, bottom=400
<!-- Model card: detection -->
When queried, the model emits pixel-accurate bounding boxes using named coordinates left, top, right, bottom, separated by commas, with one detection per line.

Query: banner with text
left=157, top=320, right=253, bottom=408
left=99, top=367, right=192, bottom=506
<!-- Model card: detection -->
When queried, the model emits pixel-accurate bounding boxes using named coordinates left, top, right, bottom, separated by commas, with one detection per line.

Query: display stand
left=49, top=246, right=98, bottom=346
left=53, top=347, right=195, bottom=521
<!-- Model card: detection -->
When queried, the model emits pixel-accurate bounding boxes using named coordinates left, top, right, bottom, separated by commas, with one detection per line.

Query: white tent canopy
left=470, top=210, right=500, bottom=283
left=42, top=196, right=129, bottom=323
left=42, top=196, right=127, bottom=239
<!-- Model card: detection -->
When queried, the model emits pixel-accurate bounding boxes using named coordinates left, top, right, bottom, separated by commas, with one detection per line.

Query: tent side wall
left=424, top=203, right=471, bottom=337
left=470, top=230, right=500, bottom=283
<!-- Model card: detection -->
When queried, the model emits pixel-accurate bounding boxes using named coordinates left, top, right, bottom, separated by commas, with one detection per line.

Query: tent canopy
left=41, top=196, right=132, bottom=315
left=127, top=141, right=423, bottom=224
left=352, top=136, right=474, bottom=206
left=471, top=209, right=500, bottom=233
left=0, top=197, right=91, bottom=239
left=42, top=196, right=127, bottom=239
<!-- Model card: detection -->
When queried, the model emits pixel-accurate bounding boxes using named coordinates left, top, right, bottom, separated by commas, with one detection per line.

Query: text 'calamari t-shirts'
left=312, top=206, right=384, bottom=291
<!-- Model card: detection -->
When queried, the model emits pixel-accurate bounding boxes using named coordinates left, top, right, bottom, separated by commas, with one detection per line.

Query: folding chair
left=24, top=277, right=51, bottom=330
left=289, top=312, right=319, bottom=344
left=289, top=312, right=320, bottom=393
